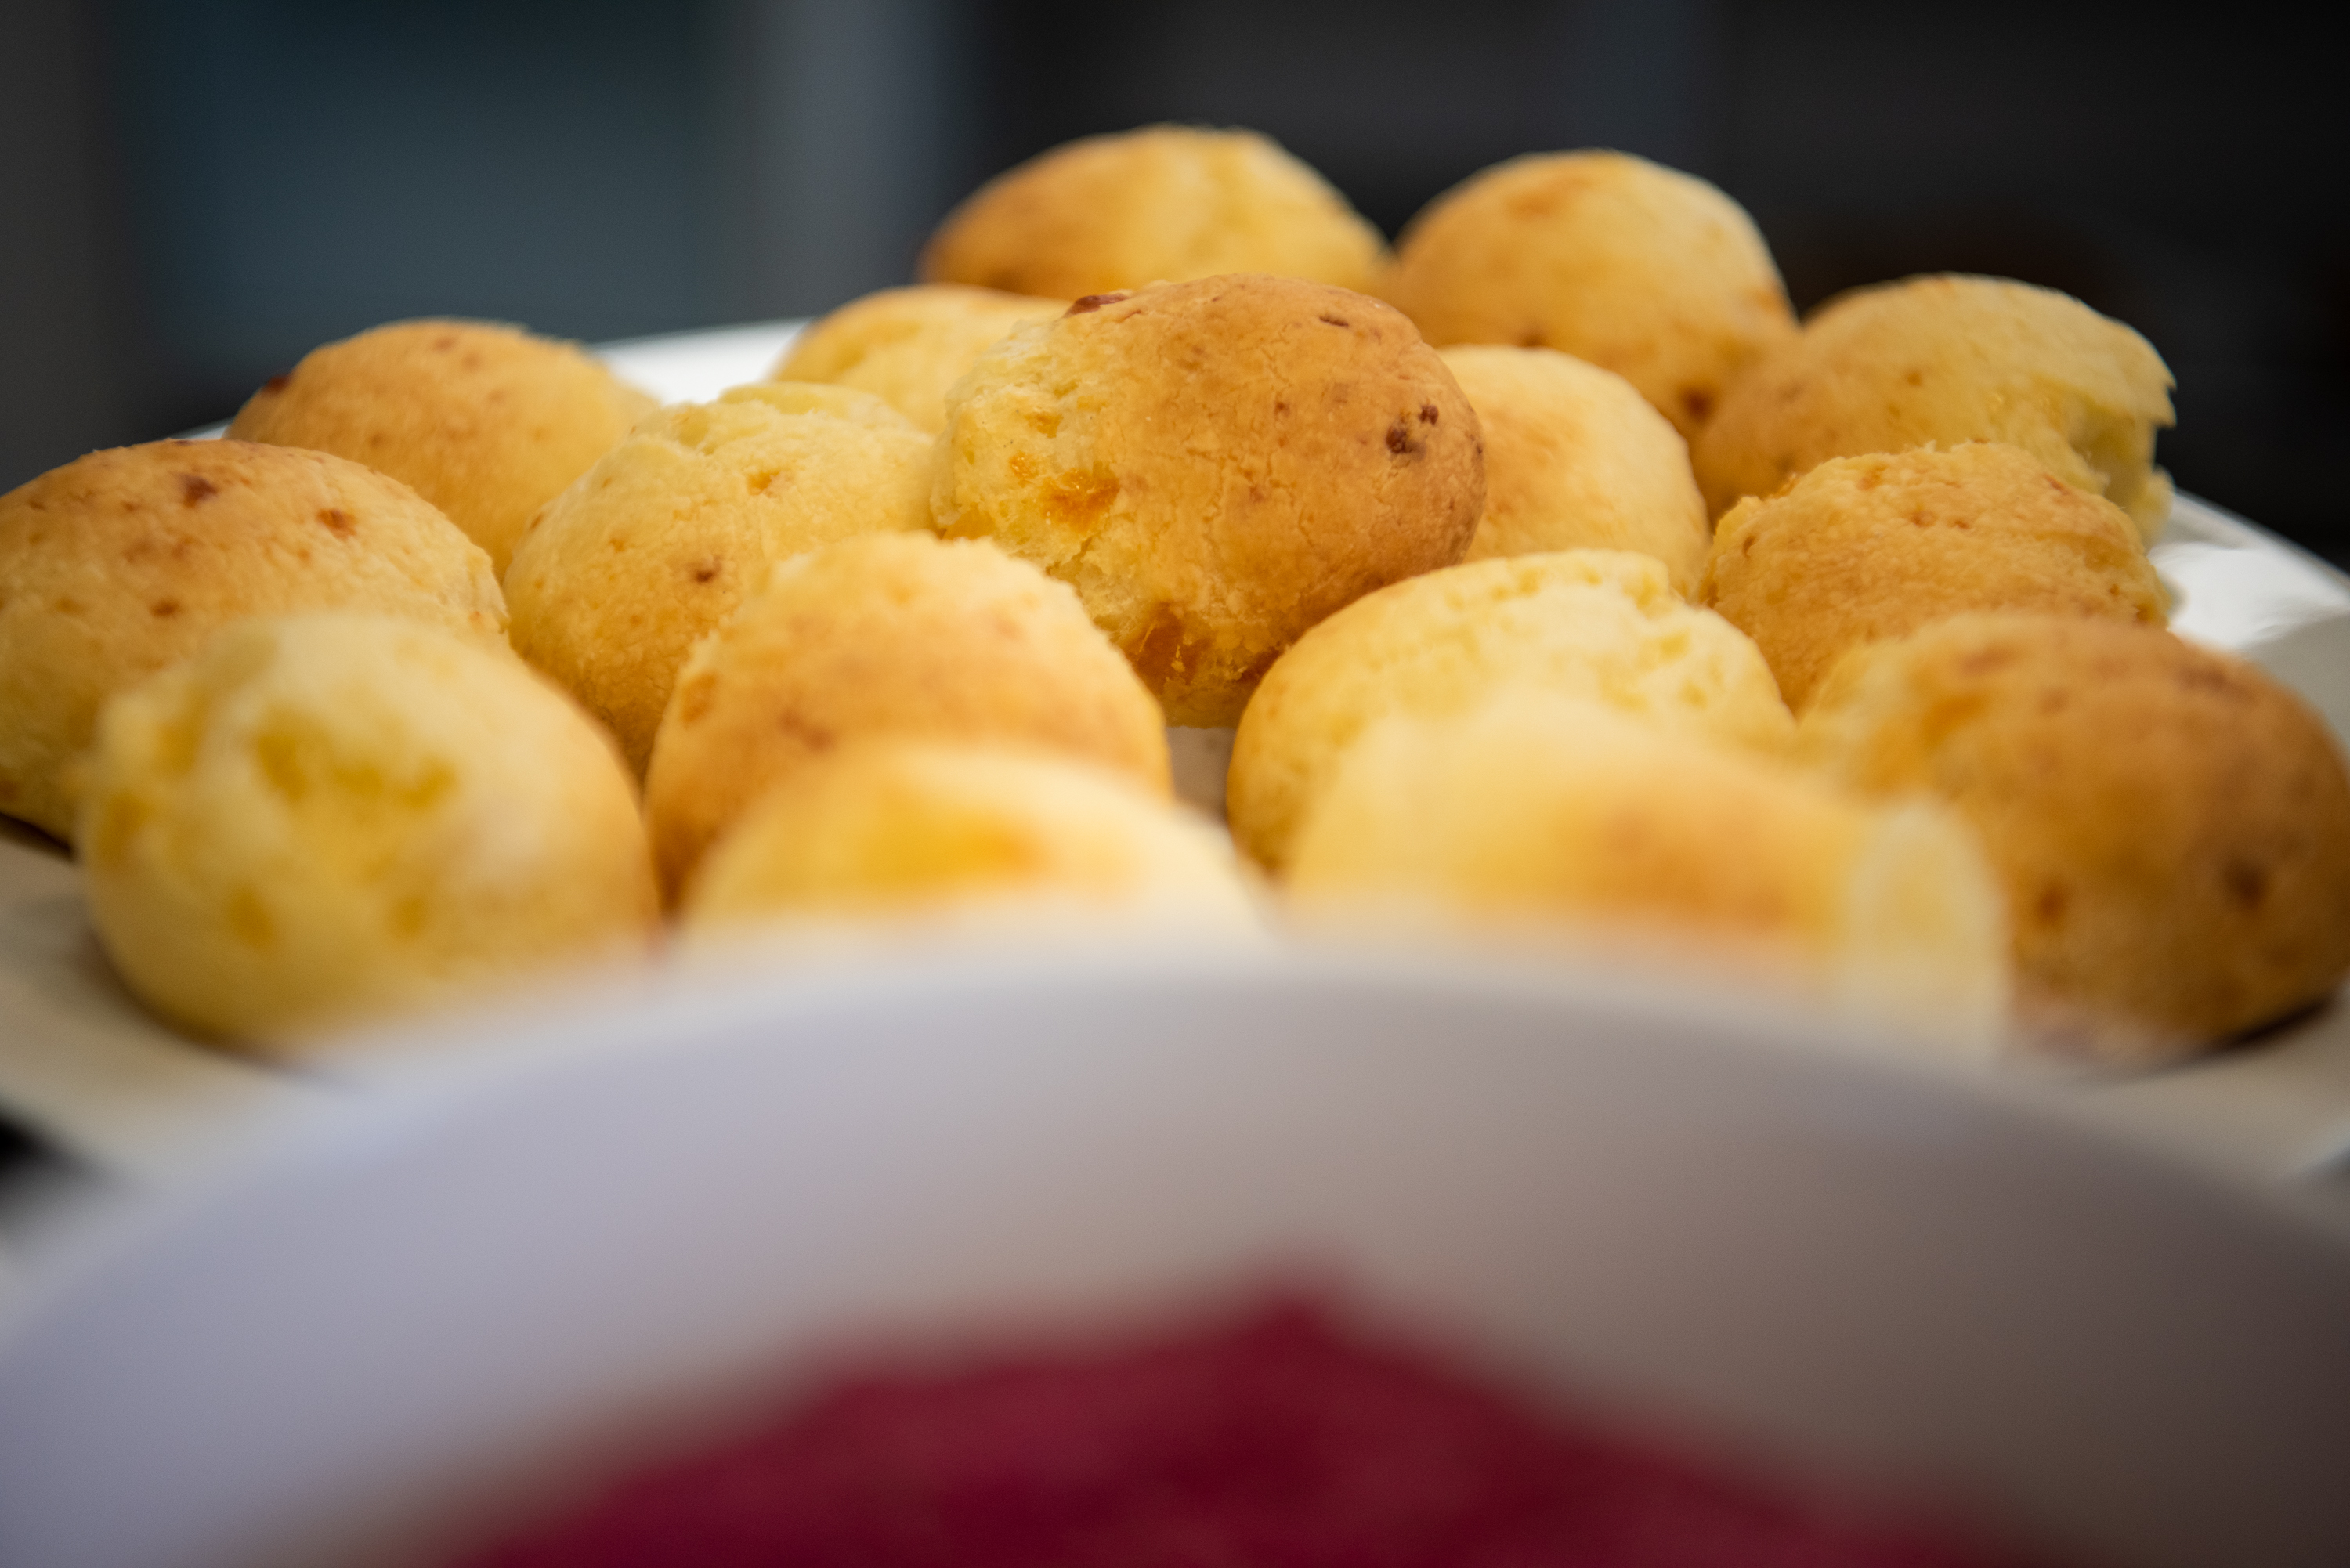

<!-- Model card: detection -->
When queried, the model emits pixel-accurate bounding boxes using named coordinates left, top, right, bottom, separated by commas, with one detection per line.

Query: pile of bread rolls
left=3, top=124, right=2344, bottom=1064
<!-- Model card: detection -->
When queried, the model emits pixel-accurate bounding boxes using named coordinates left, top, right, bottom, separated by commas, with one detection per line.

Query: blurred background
left=4, top=2, right=2340, bottom=562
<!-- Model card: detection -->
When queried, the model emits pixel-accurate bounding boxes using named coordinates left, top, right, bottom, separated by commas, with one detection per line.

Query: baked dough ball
left=1700, top=443, right=2167, bottom=710
left=934, top=274, right=1484, bottom=726
left=1289, top=690, right=2008, bottom=1042
left=1439, top=345, right=1709, bottom=591
left=504, top=382, right=932, bottom=772
left=645, top=533, right=1170, bottom=899
left=1693, top=275, right=2175, bottom=538
left=1799, top=613, right=2350, bottom=1056
left=920, top=125, right=1387, bottom=300
left=683, top=739, right=1257, bottom=933
left=1228, top=550, right=1794, bottom=873
left=772, top=284, right=1068, bottom=433
left=1386, top=152, right=1796, bottom=438
left=75, top=613, right=657, bottom=1050
left=228, top=319, right=654, bottom=574
left=0, top=440, right=505, bottom=840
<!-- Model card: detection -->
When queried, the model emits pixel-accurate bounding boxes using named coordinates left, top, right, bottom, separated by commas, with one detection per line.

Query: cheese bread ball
left=645, top=533, right=1169, bottom=899
left=1693, top=275, right=2175, bottom=538
left=1386, top=152, right=1796, bottom=438
left=1228, top=551, right=1794, bottom=873
left=504, top=382, right=932, bottom=772
left=1701, top=443, right=2166, bottom=710
left=0, top=440, right=505, bottom=840
left=1289, top=690, right=2008, bottom=1042
left=228, top=319, right=654, bottom=574
left=1799, top=614, right=2350, bottom=1056
left=683, top=739, right=1257, bottom=934
left=772, top=284, right=1068, bottom=433
left=75, top=614, right=657, bottom=1050
left=920, top=125, right=1387, bottom=300
left=1439, top=345, right=1709, bottom=591
left=934, top=274, right=1484, bottom=726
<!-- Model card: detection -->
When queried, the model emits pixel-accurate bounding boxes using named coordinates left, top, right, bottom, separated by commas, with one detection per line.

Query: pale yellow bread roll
left=645, top=533, right=1169, bottom=900
left=0, top=439, right=505, bottom=840
left=228, top=319, right=654, bottom=574
left=1386, top=151, right=1796, bottom=438
left=920, top=125, right=1387, bottom=299
left=933, top=274, right=1484, bottom=726
left=75, top=613, right=656, bottom=1050
left=1228, top=550, right=1793, bottom=874
left=504, top=382, right=932, bottom=773
left=773, top=284, right=1068, bottom=433
left=1289, top=690, right=2008, bottom=1042
left=1700, top=443, right=2166, bottom=710
left=683, top=739, right=1257, bottom=934
left=1439, top=345, right=1709, bottom=591
left=1694, top=274, right=2175, bottom=539
left=1799, top=613, right=2350, bottom=1057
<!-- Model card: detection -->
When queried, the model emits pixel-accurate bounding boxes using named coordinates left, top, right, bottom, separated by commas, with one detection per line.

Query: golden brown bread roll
left=772, top=284, right=1068, bottom=434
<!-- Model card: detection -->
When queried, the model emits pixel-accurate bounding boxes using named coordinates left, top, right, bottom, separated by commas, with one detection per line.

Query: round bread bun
left=504, top=382, right=933, bottom=773
left=227, top=319, right=655, bottom=575
left=919, top=125, right=1387, bottom=300
left=0, top=440, right=506, bottom=840
left=1289, top=689, right=2008, bottom=1042
left=1385, top=151, right=1796, bottom=439
left=1700, top=443, right=2167, bottom=710
left=934, top=274, right=1484, bottom=727
left=74, top=613, right=657, bottom=1050
left=772, top=284, right=1068, bottom=433
left=682, top=738, right=1257, bottom=934
left=645, top=533, right=1170, bottom=900
left=1798, top=613, right=2350, bottom=1056
left=1228, top=550, right=1794, bottom=874
left=1693, top=274, right=2175, bottom=539
left=1439, top=345, right=1709, bottom=591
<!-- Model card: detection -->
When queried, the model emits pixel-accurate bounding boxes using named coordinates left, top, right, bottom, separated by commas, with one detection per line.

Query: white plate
left=5, top=322, right=2350, bottom=1185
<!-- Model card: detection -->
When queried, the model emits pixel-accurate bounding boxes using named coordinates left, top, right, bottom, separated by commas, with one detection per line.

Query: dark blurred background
left=5, top=2, right=2342, bottom=562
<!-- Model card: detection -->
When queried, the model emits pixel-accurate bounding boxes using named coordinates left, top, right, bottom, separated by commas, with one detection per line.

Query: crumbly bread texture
left=1798, top=614, right=2350, bottom=1057
left=0, top=440, right=506, bottom=840
left=920, top=125, right=1388, bottom=300
left=1288, top=690, right=2008, bottom=1044
left=504, top=382, right=933, bottom=773
left=1228, top=551, right=1795, bottom=874
left=933, top=275, right=1484, bottom=727
left=1701, top=443, right=2167, bottom=710
left=1385, top=152, right=1796, bottom=439
left=1439, top=345, right=1709, bottom=592
left=645, top=533, right=1170, bottom=900
left=683, top=738, right=1256, bottom=933
left=227, top=319, right=654, bottom=574
left=75, top=614, right=656, bottom=1050
left=773, top=285, right=1068, bottom=434
left=1693, top=275, right=2175, bottom=539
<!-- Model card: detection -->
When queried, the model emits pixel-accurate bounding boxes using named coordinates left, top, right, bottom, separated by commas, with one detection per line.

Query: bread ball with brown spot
left=0, top=440, right=506, bottom=840
left=772, top=284, right=1068, bottom=433
left=1798, top=614, right=2350, bottom=1057
left=1289, top=689, right=2008, bottom=1042
left=228, top=319, right=654, bottom=575
left=1385, top=152, right=1796, bottom=439
left=1228, top=550, right=1792, bottom=874
left=1694, top=275, right=2175, bottom=538
left=920, top=125, right=1387, bottom=300
left=934, top=274, right=1484, bottom=727
left=645, top=533, right=1169, bottom=899
left=504, top=382, right=932, bottom=773
left=1701, top=443, right=2166, bottom=710
left=75, top=613, right=657, bottom=1050
left=683, top=739, right=1257, bottom=935
left=1440, top=345, right=1709, bottom=591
